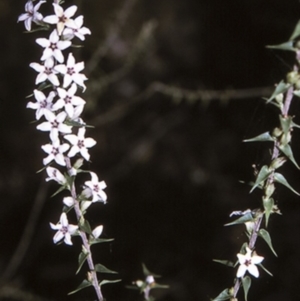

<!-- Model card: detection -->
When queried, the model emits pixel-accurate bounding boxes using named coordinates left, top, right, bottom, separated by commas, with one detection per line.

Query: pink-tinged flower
left=55, top=53, right=87, bottom=90
left=30, top=58, right=60, bottom=86
left=43, top=3, right=77, bottom=35
left=52, top=83, right=86, bottom=117
left=36, top=29, right=71, bottom=63
left=46, top=166, right=66, bottom=185
left=50, top=212, right=78, bottom=245
left=237, top=247, right=264, bottom=278
left=63, top=196, right=75, bottom=207
left=84, top=172, right=107, bottom=203
left=63, top=15, right=91, bottom=41
left=27, top=90, right=55, bottom=120
left=37, top=110, right=72, bottom=141
left=18, top=0, right=46, bottom=31
left=41, top=139, right=69, bottom=166
left=64, top=127, right=96, bottom=161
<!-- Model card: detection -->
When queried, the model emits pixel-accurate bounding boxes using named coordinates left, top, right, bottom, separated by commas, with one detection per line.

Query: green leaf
left=258, top=263, right=273, bottom=277
left=266, top=81, right=290, bottom=103
left=68, top=279, right=92, bottom=295
left=266, top=41, right=296, bottom=51
left=242, top=276, right=251, bottom=301
left=263, top=197, right=274, bottom=227
left=291, top=120, right=300, bottom=128
left=224, top=212, right=255, bottom=226
left=279, top=115, right=293, bottom=135
left=95, top=263, right=118, bottom=274
left=76, top=251, right=89, bottom=274
left=211, top=288, right=231, bottom=301
left=152, top=283, right=169, bottom=289
left=213, top=259, right=235, bottom=267
left=274, top=172, right=300, bottom=196
left=90, top=238, right=114, bottom=245
left=142, top=263, right=160, bottom=277
left=250, top=165, right=271, bottom=193
left=51, top=185, right=67, bottom=197
left=243, top=132, right=274, bottom=143
left=290, top=20, right=300, bottom=40
left=99, top=279, right=121, bottom=286
left=279, top=144, right=300, bottom=169
left=258, top=229, right=278, bottom=257
left=79, top=219, right=92, bottom=235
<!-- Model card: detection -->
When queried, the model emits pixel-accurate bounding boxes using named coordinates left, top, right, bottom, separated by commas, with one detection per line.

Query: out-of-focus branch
left=85, top=0, right=138, bottom=76
left=90, top=82, right=274, bottom=126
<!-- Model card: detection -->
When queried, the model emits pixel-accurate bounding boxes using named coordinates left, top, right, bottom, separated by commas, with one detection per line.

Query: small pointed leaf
left=142, top=263, right=161, bottom=277
left=242, top=276, right=251, bottom=301
left=79, top=219, right=92, bottom=235
left=279, top=144, right=300, bottom=169
left=266, top=41, right=295, bottom=51
left=99, top=279, right=121, bottom=286
left=258, top=229, right=278, bottom=257
left=279, top=115, right=293, bottom=135
left=291, top=120, right=300, bottom=128
left=263, top=197, right=274, bottom=227
left=90, top=238, right=114, bottom=245
left=250, top=165, right=271, bottom=193
left=243, top=132, right=274, bottom=143
left=213, top=259, right=235, bottom=267
left=76, top=251, right=89, bottom=274
left=274, top=172, right=300, bottom=195
left=51, top=185, right=67, bottom=197
left=224, top=212, right=255, bottom=226
left=290, top=20, right=300, bottom=40
left=266, top=81, right=290, bottom=103
left=211, top=288, right=231, bottom=301
left=258, top=263, right=273, bottom=277
left=95, top=263, right=118, bottom=274
left=68, top=280, right=92, bottom=295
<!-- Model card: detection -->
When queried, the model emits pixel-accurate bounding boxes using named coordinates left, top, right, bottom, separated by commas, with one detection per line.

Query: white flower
left=36, top=29, right=71, bottom=63
left=41, top=139, right=69, bottom=166
left=52, top=83, right=86, bottom=117
left=50, top=212, right=78, bottom=245
left=63, top=15, right=91, bottom=41
left=237, top=247, right=264, bottom=278
left=27, top=90, right=56, bottom=120
left=43, top=3, right=77, bottom=35
left=63, top=196, right=75, bottom=207
left=37, top=111, right=72, bottom=141
left=46, top=166, right=66, bottom=185
left=64, top=127, right=96, bottom=161
left=92, top=225, right=103, bottom=239
left=55, top=53, right=87, bottom=90
left=17, top=0, right=45, bottom=31
left=84, top=172, right=107, bottom=203
left=30, top=58, right=60, bottom=86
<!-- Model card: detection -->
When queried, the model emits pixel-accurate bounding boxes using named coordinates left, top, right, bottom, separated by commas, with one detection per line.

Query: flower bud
left=270, top=157, right=287, bottom=170
left=280, top=132, right=292, bottom=146
left=272, top=127, right=282, bottom=138
left=287, top=71, right=299, bottom=84
left=265, top=183, right=275, bottom=198
left=275, top=93, right=283, bottom=104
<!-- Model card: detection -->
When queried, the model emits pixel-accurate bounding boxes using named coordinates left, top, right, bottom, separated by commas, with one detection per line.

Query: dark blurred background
left=0, top=0, right=300, bottom=300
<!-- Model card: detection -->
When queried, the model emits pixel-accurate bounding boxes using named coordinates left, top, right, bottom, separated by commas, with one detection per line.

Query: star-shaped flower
left=36, top=29, right=71, bottom=63
left=236, top=247, right=264, bottom=278
left=64, top=127, right=96, bottom=161
left=50, top=212, right=78, bottom=245
left=55, top=53, right=87, bottom=90
left=37, top=110, right=72, bottom=141
left=84, top=172, right=107, bottom=203
left=30, top=58, right=60, bottom=86
left=63, top=15, right=91, bottom=41
left=52, top=83, right=86, bottom=117
left=46, top=166, right=66, bottom=185
left=43, top=3, right=77, bottom=35
left=41, top=139, right=70, bottom=166
left=27, top=90, right=56, bottom=120
left=17, top=0, right=46, bottom=31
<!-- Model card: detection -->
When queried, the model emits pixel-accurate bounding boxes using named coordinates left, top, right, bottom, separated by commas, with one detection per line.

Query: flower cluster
left=18, top=0, right=104, bottom=246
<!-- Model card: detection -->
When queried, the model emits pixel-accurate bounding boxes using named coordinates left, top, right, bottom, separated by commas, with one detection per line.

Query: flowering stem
left=65, top=157, right=103, bottom=301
